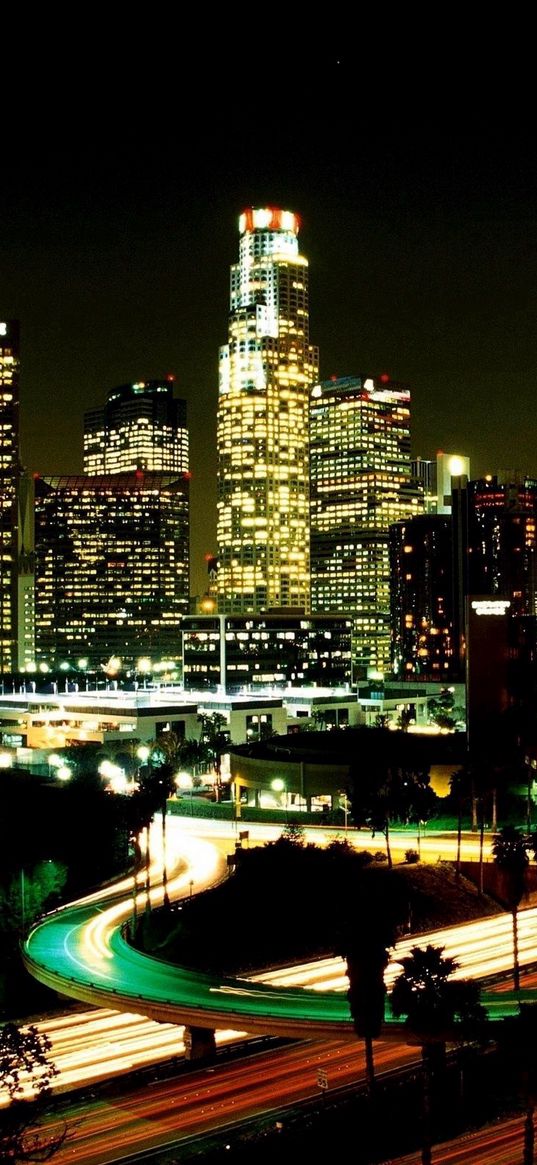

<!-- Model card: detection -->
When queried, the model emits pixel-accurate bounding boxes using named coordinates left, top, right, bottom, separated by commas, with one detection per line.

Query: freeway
left=22, top=816, right=535, bottom=1044
left=38, top=1037, right=420, bottom=1165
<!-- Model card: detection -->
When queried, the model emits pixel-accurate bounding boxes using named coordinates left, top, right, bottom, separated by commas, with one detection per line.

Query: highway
left=391, top=1114, right=528, bottom=1164
left=14, top=814, right=537, bottom=1105
left=36, top=1036, right=420, bottom=1165
left=22, top=815, right=535, bottom=1040
left=14, top=814, right=537, bottom=1163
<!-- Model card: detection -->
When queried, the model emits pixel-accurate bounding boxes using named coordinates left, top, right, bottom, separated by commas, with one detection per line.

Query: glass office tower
left=34, top=472, right=189, bottom=668
left=84, top=378, right=188, bottom=475
left=217, top=208, right=318, bottom=614
left=310, top=375, right=422, bottom=676
left=0, top=321, right=32, bottom=672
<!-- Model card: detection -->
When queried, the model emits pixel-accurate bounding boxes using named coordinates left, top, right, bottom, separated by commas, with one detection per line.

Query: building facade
left=309, top=375, right=422, bottom=676
left=466, top=475, right=537, bottom=616
left=84, top=378, right=188, bottom=475
left=181, top=612, right=352, bottom=693
left=389, top=513, right=457, bottom=680
left=34, top=472, right=189, bottom=668
left=217, top=208, right=318, bottom=614
left=0, top=321, right=34, bottom=672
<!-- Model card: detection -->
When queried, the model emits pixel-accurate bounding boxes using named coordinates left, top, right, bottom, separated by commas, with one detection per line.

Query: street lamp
left=48, top=752, right=63, bottom=778
left=56, top=765, right=71, bottom=781
left=339, top=792, right=350, bottom=833
left=175, top=771, right=193, bottom=815
left=271, top=778, right=286, bottom=818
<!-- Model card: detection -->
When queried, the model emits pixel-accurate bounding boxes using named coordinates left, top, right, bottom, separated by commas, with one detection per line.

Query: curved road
left=22, top=818, right=534, bottom=1041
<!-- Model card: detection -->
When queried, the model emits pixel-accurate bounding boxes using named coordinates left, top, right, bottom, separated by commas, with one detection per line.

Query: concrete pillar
left=183, top=1025, right=216, bottom=1061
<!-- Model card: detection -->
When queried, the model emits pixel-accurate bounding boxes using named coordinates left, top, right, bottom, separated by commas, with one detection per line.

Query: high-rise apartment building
left=84, top=378, right=188, bottom=475
left=217, top=208, right=318, bottom=614
left=34, top=472, right=189, bottom=668
left=309, top=375, right=422, bottom=676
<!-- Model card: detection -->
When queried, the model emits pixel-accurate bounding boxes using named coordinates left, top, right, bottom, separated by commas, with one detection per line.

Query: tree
left=280, top=822, right=305, bottom=846
left=0, top=1022, right=66, bottom=1162
left=428, top=688, right=464, bottom=731
left=449, top=767, right=472, bottom=879
left=390, top=944, right=487, bottom=1165
left=341, top=931, right=391, bottom=1098
left=136, top=760, right=176, bottom=910
left=492, top=824, right=529, bottom=993
left=339, top=870, right=407, bottom=1099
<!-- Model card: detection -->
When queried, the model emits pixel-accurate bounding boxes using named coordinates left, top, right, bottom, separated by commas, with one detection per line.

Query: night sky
left=2, top=64, right=537, bottom=596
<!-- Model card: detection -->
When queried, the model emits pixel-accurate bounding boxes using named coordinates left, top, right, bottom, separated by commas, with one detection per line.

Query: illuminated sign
left=0, top=323, right=6, bottom=335
left=311, top=385, right=322, bottom=398
left=364, top=378, right=375, bottom=390
left=471, top=600, right=511, bottom=616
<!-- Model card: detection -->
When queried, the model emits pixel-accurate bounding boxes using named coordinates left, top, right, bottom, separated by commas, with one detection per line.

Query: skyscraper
left=0, top=319, right=19, bottom=671
left=217, top=208, right=318, bottom=614
left=83, top=378, right=188, bottom=475
left=309, top=375, right=422, bottom=675
left=0, top=321, right=33, bottom=673
left=34, top=472, right=189, bottom=668
left=389, top=513, right=457, bottom=680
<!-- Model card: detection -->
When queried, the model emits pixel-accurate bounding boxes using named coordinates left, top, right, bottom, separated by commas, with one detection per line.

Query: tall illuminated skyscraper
left=34, top=472, right=189, bottom=668
left=0, top=321, right=33, bottom=673
left=0, top=320, right=19, bottom=671
left=83, top=378, right=188, bottom=475
left=217, top=208, right=318, bottom=613
left=309, top=375, right=422, bottom=676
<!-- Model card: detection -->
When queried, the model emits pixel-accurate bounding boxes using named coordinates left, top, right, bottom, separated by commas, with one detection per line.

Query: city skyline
left=3, top=104, right=537, bottom=594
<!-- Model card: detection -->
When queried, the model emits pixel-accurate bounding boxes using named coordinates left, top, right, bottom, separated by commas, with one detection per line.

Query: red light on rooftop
left=330, top=374, right=338, bottom=382
left=166, top=373, right=175, bottom=382
left=380, top=373, right=390, bottom=383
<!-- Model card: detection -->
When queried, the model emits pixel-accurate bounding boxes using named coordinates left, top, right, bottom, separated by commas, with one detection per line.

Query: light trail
left=34, top=1037, right=420, bottom=1165
left=21, top=815, right=537, bottom=1103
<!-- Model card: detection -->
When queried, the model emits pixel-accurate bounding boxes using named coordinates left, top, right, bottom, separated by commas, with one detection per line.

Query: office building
left=34, top=472, right=189, bottom=669
left=411, top=451, right=470, bottom=514
left=436, top=452, right=470, bottom=514
left=0, top=322, right=34, bottom=672
left=217, top=208, right=318, bottom=614
left=466, top=475, right=537, bottom=616
left=181, top=612, right=352, bottom=694
left=309, top=374, right=422, bottom=676
left=84, top=378, right=188, bottom=475
left=389, top=514, right=457, bottom=680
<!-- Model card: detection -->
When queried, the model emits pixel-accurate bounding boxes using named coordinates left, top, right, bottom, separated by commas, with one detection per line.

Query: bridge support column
left=183, top=1025, right=216, bottom=1061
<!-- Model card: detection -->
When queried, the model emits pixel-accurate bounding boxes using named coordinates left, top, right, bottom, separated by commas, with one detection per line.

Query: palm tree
left=390, top=944, right=486, bottom=1165
left=342, top=936, right=391, bottom=1096
left=340, top=872, right=406, bottom=1098
left=492, top=824, right=529, bottom=993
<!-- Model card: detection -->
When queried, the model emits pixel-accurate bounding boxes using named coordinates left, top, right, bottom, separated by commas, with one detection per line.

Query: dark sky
left=2, top=61, right=537, bottom=596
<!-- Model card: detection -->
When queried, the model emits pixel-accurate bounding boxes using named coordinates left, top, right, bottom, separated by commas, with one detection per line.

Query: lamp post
left=175, top=771, right=194, bottom=816
left=136, top=744, right=150, bottom=788
left=271, top=778, right=286, bottom=821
